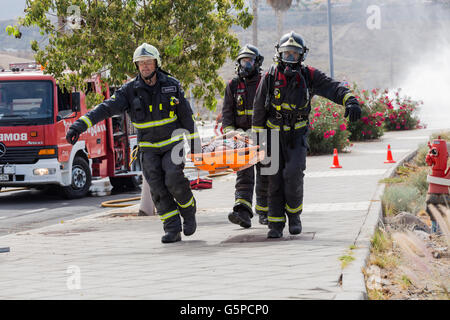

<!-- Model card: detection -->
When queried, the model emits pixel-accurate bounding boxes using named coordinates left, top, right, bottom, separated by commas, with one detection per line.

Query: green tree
left=7, top=0, right=253, bottom=110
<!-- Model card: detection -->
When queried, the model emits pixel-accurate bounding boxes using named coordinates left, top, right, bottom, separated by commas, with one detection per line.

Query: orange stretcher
left=189, top=132, right=265, bottom=174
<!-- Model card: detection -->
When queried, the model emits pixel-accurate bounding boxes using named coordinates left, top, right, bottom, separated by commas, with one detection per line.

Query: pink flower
left=324, top=132, right=330, bottom=139
left=314, top=107, right=320, bottom=111
left=330, top=130, right=335, bottom=136
left=340, top=123, right=347, bottom=131
left=314, top=112, right=321, bottom=117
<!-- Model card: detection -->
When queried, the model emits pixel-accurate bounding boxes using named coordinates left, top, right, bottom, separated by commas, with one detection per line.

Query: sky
left=0, top=0, right=26, bottom=21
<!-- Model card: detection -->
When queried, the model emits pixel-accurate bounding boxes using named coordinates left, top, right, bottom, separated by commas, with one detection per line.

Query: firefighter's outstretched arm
left=66, top=86, right=130, bottom=145
left=176, top=86, right=202, bottom=155
left=309, top=67, right=361, bottom=122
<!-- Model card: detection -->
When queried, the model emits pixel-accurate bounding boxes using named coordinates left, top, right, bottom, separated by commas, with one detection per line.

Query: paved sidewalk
left=0, top=129, right=436, bottom=300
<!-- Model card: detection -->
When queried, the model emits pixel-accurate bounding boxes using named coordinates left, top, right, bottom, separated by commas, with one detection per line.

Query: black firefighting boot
left=228, top=207, right=252, bottom=229
left=287, top=213, right=302, bottom=235
left=258, top=212, right=268, bottom=225
left=181, top=199, right=197, bottom=236
left=161, top=231, right=181, bottom=243
left=161, top=215, right=182, bottom=244
left=267, top=221, right=284, bottom=238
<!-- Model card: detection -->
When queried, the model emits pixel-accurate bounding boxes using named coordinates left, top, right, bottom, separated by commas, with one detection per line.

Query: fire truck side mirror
left=71, top=92, right=81, bottom=112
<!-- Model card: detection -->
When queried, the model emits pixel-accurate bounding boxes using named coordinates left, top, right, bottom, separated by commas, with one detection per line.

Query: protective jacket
left=252, top=64, right=358, bottom=138
left=75, top=71, right=201, bottom=153
left=221, top=73, right=261, bottom=133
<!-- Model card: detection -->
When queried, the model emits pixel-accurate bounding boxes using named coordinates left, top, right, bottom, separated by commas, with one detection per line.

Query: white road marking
left=356, top=149, right=410, bottom=154
left=304, top=201, right=371, bottom=212
left=200, top=202, right=372, bottom=213
left=24, top=208, right=47, bottom=214
left=393, top=136, right=429, bottom=140
left=305, top=169, right=386, bottom=178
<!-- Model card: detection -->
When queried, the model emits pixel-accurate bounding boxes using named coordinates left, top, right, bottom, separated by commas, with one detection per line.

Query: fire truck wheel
left=61, top=157, right=92, bottom=199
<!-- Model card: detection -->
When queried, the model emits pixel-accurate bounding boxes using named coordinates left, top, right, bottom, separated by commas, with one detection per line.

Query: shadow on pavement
left=221, top=232, right=316, bottom=243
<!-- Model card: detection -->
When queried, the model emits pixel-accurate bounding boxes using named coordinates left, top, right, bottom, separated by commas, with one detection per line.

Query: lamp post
left=327, top=0, right=335, bottom=78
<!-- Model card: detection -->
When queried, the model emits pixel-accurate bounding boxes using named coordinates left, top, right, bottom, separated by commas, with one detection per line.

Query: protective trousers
left=267, top=131, right=307, bottom=232
left=234, top=162, right=269, bottom=217
left=142, top=149, right=195, bottom=233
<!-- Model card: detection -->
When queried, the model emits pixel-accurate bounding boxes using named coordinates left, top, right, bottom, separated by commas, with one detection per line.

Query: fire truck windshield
left=0, top=80, right=54, bottom=126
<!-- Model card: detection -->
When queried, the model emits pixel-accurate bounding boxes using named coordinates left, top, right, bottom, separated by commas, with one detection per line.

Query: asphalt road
left=0, top=185, right=142, bottom=237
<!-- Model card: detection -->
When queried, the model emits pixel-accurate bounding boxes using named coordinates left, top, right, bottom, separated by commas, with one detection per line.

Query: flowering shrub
left=307, top=96, right=350, bottom=155
left=305, top=82, right=424, bottom=154
left=346, top=84, right=385, bottom=141
left=381, top=88, right=424, bottom=131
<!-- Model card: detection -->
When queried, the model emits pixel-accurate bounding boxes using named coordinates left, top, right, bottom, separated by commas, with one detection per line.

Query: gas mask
left=238, top=59, right=255, bottom=78
left=281, top=52, right=300, bottom=78
left=283, top=63, right=300, bottom=78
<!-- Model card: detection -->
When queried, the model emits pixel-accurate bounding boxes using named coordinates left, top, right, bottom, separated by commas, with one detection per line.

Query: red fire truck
left=0, top=62, right=141, bottom=198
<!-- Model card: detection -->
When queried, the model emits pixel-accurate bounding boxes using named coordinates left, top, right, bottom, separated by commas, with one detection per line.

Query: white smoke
left=395, top=38, right=450, bottom=131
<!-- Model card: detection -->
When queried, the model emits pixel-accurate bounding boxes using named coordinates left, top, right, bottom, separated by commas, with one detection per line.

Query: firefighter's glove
left=66, top=128, right=80, bottom=145
left=66, top=120, right=87, bottom=145
left=344, top=102, right=362, bottom=122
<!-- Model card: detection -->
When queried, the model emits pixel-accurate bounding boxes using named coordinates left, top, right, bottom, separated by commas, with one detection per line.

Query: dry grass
left=368, top=136, right=450, bottom=299
left=369, top=228, right=398, bottom=269
left=368, top=207, right=450, bottom=300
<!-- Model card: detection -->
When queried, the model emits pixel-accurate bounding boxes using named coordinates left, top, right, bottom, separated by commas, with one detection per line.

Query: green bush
left=414, top=143, right=429, bottom=167
left=405, top=169, right=430, bottom=195
left=305, top=83, right=427, bottom=154
left=307, top=96, right=350, bottom=155
left=382, top=88, right=423, bottom=131
left=346, top=84, right=385, bottom=141
left=382, top=185, right=423, bottom=216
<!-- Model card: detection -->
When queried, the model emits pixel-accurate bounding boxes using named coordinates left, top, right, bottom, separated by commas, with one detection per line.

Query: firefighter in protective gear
left=66, top=43, right=202, bottom=243
left=221, top=44, right=269, bottom=228
left=252, top=31, right=361, bottom=238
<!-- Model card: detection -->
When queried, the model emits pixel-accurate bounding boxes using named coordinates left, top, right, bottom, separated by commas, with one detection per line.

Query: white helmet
left=133, top=43, right=161, bottom=67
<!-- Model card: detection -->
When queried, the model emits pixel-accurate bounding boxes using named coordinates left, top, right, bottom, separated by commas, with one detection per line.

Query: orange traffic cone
left=384, top=144, right=396, bottom=163
left=330, top=148, right=342, bottom=169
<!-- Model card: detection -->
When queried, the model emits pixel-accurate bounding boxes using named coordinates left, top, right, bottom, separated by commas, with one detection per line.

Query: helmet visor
left=281, top=50, right=301, bottom=64
left=279, top=45, right=304, bottom=55
left=136, top=57, right=156, bottom=65
left=239, top=58, right=255, bottom=68
left=237, top=53, right=256, bottom=62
